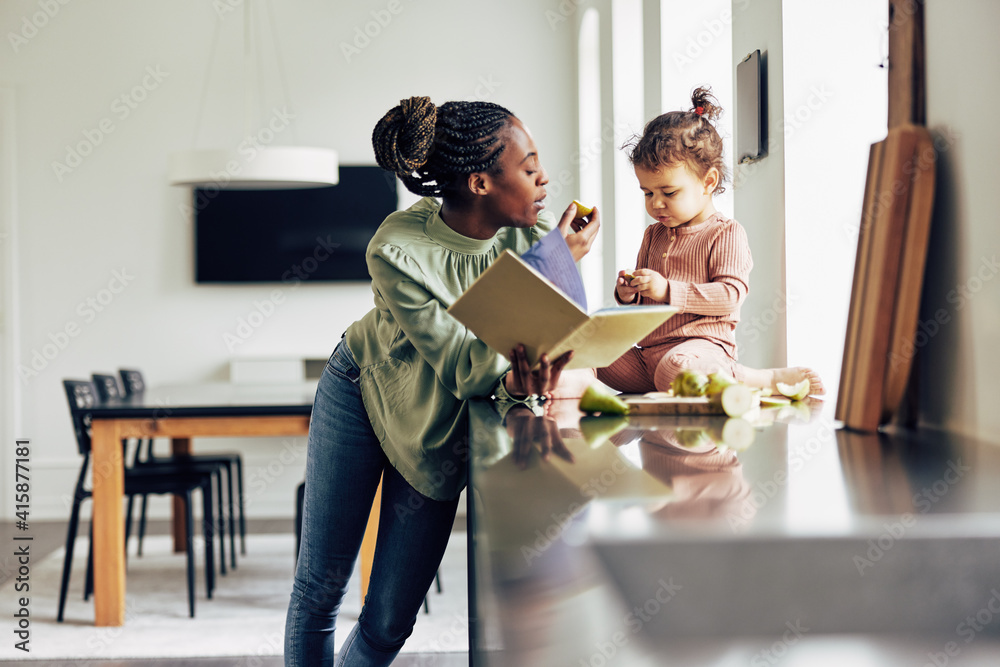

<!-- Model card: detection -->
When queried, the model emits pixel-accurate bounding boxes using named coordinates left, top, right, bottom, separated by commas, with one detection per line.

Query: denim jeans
left=284, top=338, right=460, bottom=666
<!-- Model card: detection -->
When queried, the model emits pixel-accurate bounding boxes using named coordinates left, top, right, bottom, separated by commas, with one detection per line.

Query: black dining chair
left=91, top=373, right=232, bottom=576
left=118, top=368, right=247, bottom=568
left=58, top=380, right=217, bottom=620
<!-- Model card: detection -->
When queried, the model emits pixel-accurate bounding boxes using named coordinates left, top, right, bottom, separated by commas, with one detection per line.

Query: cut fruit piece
left=760, top=395, right=792, bottom=407
left=572, top=199, right=594, bottom=219
left=674, top=428, right=713, bottom=449
left=579, top=415, right=629, bottom=447
left=719, top=417, right=755, bottom=451
left=709, top=383, right=758, bottom=418
left=671, top=369, right=710, bottom=397
left=776, top=379, right=810, bottom=401
left=622, top=272, right=636, bottom=283
left=579, top=384, right=630, bottom=415
left=705, top=371, right=737, bottom=397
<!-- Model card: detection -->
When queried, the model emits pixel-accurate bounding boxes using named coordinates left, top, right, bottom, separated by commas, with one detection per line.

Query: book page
left=448, top=251, right=589, bottom=367
left=550, top=305, right=678, bottom=369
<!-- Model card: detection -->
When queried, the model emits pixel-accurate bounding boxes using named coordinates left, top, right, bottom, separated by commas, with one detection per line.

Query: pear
left=579, top=415, right=629, bottom=447
left=705, top=371, right=737, bottom=397
left=776, top=379, right=810, bottom=401
left=671, top=369, right=710, bottom=397
left=579, top=384, right=630, bottom=415
left=709, top=383, right=758, bottom=418
left=572, top=199, right=594, bottom=219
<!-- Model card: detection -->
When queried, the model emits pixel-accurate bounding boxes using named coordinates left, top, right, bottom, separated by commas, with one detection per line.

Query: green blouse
left=345, top=197, right=556, bottom=500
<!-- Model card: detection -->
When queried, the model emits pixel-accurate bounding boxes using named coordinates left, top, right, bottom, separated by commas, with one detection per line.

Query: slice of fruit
left=671, top=369, right=710, bottom=397
left=579, top=384, right=630, bottom=415
left=775, top=379, right=810, bottom=401
left=719, top=417, right=755, bottom=451
left=705, top=371, right=737, bottom=397
left=709, top=383, right=757, bottom=418
left=572, top=199, right=594, bottom=219
left=579, top=415, right=629, bottom=447
left=622, top=272, right=636, bottom=283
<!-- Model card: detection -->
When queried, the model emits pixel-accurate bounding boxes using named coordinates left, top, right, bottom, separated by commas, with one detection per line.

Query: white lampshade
left=168, top=146, right=339, bottom=190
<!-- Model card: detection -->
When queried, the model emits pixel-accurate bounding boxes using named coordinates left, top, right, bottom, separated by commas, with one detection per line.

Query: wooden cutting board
left=623, top=395, right=725, bottom=416
left=836, top=123, right=935, bottom=431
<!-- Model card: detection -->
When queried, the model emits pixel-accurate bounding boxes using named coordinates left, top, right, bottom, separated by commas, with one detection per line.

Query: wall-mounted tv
left=194, top=165, right=399, bottom=283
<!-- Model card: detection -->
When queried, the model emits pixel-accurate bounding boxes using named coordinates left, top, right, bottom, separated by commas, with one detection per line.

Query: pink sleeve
left=668, top=223, right=752, bottom=315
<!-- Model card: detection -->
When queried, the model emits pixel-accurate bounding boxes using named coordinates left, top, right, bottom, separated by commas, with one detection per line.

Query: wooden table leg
left=90, top=419, right=126, bottom=626
left=171, top=437, right=192, bottom=553
left=359, top=474, right=382, bottom=604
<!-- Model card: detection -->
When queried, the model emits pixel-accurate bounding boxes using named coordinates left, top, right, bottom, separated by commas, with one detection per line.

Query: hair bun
left=690, top=86, right=722, bottom=122
left=372, top=96, right=438, bottom=176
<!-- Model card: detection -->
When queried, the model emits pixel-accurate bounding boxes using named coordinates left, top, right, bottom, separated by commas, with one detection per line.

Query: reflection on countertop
left=468, top=397, right=1000, bottom=666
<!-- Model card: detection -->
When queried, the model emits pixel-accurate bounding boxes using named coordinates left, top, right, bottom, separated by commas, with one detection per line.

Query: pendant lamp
left=168, top=0, right=337, bottom=190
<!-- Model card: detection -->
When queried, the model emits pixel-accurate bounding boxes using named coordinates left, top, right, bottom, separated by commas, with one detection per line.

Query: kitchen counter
left=467, top=397, right=1000, bottom=666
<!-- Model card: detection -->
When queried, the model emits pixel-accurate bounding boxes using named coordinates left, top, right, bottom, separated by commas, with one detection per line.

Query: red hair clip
left=695, top=106, right=705, bottom=116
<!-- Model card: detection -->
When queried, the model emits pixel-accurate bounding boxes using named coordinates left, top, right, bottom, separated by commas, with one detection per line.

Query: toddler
left=597, top=87, right=824, bottom=397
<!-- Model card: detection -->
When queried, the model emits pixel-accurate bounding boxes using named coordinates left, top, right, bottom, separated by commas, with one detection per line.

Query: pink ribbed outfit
left=596, top=212, right=754, bottom=393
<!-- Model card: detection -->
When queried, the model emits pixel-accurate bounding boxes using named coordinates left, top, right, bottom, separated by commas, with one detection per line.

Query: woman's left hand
left=505, top=345, right=573, bottom=399
left=557, top=202, right=601, bottom=262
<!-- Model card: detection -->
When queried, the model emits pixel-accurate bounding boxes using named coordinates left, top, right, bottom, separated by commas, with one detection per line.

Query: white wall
left=917, top=0, right=1000, bottom=440
left=731, top=0, right=786, bottom=371
left=783, top=1, right=887, bottom=403
left=0, top=0, right=577, bottom=520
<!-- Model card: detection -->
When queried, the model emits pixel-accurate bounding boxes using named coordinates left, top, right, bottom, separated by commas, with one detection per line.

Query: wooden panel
left=360, top=475, right=382, bottom=604
left=837, top=125, right=935, bottom=432
left=882, top=127, right=936, bottom=421
left=624, top=396, right=725, bottom=416
left=171, top=438, right=192, bottom=552
left=90, top=419, right=126, bottom=627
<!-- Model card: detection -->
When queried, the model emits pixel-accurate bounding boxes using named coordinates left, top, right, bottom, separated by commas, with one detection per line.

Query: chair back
left=92, top=373, right=124, bottom=401
left=119, top=368, right=146, bottom=396
left=63, top=380, right=98, bottom=456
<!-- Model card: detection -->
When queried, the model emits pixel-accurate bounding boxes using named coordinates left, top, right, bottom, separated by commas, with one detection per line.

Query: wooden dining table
left=85, top=381, right=381, bottom=626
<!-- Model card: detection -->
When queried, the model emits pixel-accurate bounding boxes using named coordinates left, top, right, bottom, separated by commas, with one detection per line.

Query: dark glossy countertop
left=468, top=398, right=1000, bottom=666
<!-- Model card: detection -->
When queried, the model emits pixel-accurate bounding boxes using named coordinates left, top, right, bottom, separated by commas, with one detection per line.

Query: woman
left=284, top=96, right=599, bottom=665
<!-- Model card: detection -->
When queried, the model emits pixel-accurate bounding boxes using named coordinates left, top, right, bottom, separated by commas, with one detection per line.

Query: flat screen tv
left=194, top=165, right=399, bottom=283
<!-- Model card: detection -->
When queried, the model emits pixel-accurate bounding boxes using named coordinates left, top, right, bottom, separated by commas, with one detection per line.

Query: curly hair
left=623, top=86, right=728, bottom=195
left=372, top=97, right=515, bottom=197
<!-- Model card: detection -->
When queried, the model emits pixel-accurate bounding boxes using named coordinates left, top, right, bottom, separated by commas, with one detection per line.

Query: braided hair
left=372, top=97, right=515, bottom=197
left=623, top=86, right=729, bottom=195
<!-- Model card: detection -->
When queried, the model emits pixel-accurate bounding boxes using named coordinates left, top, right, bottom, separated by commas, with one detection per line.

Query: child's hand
left=629, top=269, right=669, bottom=302
left=616, top=270, right=640, bottom=303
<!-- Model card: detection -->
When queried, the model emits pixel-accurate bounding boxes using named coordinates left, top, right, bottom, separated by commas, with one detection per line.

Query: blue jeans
left=284, top=339, right=460, bottom=666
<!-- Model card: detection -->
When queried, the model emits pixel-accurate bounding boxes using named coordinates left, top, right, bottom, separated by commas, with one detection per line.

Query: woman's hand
left=557, top=202, right=600, bottom=262
left=505, top=345, right=573, bottom=399
left=506, top=406, right=575, bottom=469
left=628, top=268, right=669, bottom=303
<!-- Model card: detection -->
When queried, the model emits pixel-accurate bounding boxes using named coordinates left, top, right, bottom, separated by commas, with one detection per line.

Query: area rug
left=0, top=532, right=469, bottom=660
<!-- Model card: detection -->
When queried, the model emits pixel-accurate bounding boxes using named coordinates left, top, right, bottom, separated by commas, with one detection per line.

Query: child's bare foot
left=770, top=367, right=825, bottom=396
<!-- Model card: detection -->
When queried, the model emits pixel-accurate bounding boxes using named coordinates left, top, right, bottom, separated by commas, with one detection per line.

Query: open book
left=448, top=249, right=678, bottom=370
